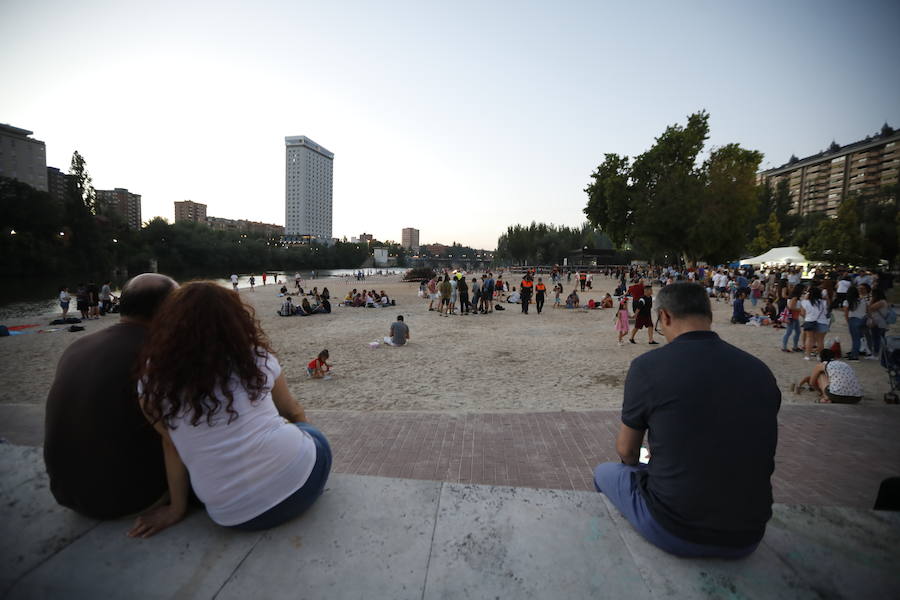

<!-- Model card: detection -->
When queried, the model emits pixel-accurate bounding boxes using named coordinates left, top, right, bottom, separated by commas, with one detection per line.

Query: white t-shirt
left=230, top=274, right=238, bottom=285
left=843, top=297, right=868, bottom=320
left=141, top=353, right=316, bottom=526
left=825, top=361, right=862, bottom=397
left=801, top=299, right=829, bottom=324
left=836, top=279, right=852, bottom=294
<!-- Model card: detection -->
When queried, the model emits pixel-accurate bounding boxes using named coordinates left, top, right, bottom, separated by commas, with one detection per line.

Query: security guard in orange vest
left=534, top=277, right=547, bottom=314
left=520, top=274, right=534, bottom=314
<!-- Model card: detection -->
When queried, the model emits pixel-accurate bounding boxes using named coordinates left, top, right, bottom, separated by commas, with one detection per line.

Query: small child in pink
left=615, top=298, right=630, bottom=346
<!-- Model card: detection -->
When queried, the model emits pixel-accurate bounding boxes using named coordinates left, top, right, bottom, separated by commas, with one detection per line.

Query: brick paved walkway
left=309, top=405, right=900, bottom=509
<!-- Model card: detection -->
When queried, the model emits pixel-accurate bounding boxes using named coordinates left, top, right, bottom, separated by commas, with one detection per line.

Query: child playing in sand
left=307, top=350, right=332, bottom=379
left=615, top=297, right=630, bottom=346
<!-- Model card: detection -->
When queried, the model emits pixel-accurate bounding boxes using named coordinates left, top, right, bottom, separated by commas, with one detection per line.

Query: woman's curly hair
left=138, top=281, right=275, bottom=429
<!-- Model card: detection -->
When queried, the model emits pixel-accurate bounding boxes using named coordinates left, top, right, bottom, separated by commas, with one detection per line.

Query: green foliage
left=403, top=267, right=435, bottom=281
left=748, top=213, right=782, bottom=255
left=584, top=111, right=762, bottom=264
left=495, top=222, right=611, bottom=265
left=801, top=184, right=899, bottom=268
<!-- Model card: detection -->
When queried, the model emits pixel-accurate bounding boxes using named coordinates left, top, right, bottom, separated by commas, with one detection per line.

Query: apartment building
left=285, top=136, right=334, bottom=243
left=174, top=200, right=208, bottom=224
left=0, top=124, right=47, bottom=191
left=96, top=187, right=142, bottom=230
left=757, top=126, right=899, bottom=217
left=402, top=227, right=420, bottom=251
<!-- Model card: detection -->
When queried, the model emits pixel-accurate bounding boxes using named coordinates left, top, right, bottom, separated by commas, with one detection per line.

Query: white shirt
left=843, top=297, right=868, bottom=320
left=825, top=361, right=862, bottom=397
left=836, top=279, right=852, bottom=294
left=230, top=274, right=238, bottom=284
left=801, top=299, right=829, bottom=324
left=141, top=353, right=316, bottom=526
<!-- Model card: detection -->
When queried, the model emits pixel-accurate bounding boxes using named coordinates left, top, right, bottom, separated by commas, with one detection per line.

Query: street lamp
left=59, top=231, right=65, bottom=237
left=10, top=230, right=16, bottom=235
left=113, top=238, right=118, bottom=243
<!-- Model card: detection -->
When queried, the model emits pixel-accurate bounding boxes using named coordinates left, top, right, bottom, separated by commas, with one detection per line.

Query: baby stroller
left=881, top=334, right=900, bottom=404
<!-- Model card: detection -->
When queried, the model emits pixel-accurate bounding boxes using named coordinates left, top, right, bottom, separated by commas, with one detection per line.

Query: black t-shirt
left=621, top=330, right=780, bottom=547
left=44, top=322, right=166, bottom=518
left=635, top=296, right=652, bottom=316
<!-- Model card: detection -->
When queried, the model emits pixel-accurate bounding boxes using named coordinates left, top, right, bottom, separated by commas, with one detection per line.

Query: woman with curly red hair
left=127, top=282, right=331, bottom=538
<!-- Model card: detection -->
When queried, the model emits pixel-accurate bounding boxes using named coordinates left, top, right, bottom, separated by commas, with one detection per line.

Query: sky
left=2, top=0, right=899, bottom=250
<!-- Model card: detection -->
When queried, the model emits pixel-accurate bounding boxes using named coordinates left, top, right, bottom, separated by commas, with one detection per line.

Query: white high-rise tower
left=285, top=136, right=334, bottom=243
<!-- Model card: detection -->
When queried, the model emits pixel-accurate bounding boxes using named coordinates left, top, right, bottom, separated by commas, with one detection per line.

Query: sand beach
left=0, top=274, right=894, bottom=414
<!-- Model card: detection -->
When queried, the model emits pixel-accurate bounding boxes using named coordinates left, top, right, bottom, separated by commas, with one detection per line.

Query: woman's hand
left=127, top=504, right=186, bottom=539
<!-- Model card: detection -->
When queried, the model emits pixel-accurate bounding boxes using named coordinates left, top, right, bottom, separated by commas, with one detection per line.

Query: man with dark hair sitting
left=45, top=273, right=179, bottom=518
left=593, top=282, right=781, bottom=558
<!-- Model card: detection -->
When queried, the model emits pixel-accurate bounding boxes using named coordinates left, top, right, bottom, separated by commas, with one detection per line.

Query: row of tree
left=582, top=111, right=899, bottom=267
left=494, top=222, right=623, bottom=265
left=0, top=153, right=396, bottom=278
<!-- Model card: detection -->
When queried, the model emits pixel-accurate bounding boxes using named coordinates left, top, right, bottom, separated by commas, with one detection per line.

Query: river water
left=0, top=268, right=405, bottom=321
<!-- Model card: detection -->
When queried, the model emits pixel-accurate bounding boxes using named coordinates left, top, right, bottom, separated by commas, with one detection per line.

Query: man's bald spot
left=119, top=274, right=178, bottom=321
left=122, top=273, right=178, bottom=296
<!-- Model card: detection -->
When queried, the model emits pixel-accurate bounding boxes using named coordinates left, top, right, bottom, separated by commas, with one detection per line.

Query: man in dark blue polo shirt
left=593, top=282, right=780, bottom=558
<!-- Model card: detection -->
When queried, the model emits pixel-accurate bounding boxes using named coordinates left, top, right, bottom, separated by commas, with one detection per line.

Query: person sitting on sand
left=384, top=315, right=410, bottom=347
left=731, top=291, right=750, bottom=324
left=507, top=287, right=521, bottom=304
left=298, top=298, right=314, bottom=315
left=307, top=350, right=332, bottom=379
left=45, top=274, right=178, bottom=520
left=127, top=282, right=330, bottom=538
left=594, top=282, right=780, bottom=558
left=380, top=291, right=392, bottom=306
left=366, top=291, right=379, bottom=307
left=600, top=293, right=614, bottom=309
left=566, top=289, right=580, bottom=308
left=793, top=349, right=862, bottom=404
left=344, top=290, right=355, bottom=305
left=279, top=296, right=295, bottom=316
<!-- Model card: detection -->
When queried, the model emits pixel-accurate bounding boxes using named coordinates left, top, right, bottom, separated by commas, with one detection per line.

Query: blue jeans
left=781, top=319, right=801, bottom=350
left=847, top=317, right=864, bottom=358
left=593, top=462, right=758, bottom=559
left=866, top=327, right=885, bottom=356
left=230, top=423, right=332, bottom=531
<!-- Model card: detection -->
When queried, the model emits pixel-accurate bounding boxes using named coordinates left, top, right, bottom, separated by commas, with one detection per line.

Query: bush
left=403, top=267, right=435, bottom=281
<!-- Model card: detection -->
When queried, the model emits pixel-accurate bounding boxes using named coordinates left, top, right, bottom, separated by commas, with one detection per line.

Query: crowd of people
left=40, top=263, right=893, bottom=559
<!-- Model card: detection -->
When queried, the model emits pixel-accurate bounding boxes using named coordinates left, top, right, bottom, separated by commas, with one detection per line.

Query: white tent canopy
left=740, top=246, right=808, bottom=266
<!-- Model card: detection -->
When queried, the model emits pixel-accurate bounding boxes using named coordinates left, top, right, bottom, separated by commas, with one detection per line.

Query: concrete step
left=2, top=443, right=898, bottom=599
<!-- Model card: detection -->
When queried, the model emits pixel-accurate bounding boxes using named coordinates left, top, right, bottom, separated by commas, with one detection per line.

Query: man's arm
left=127, top=421, right=188, bottom=538
left=616, top=423, right=645, bottom=466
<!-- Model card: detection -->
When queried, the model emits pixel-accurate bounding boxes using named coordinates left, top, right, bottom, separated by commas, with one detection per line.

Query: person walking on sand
left=427, top=276, right=438, bottom=312
left=553, top=282, right=563, bottom=309
left=438, top=276, right=452, bottom=316
left=520, top=273, right=534, bottom=314
left=629, top=286, right=658, bottom=345
left=231, top=274, right=239, bottom=291
left=615, top=296, right=630, bottom=346
left=249, top=274, right=256, bottom=292
left=59, top=286, right=71, bottom=320
left=262, top=272, right=267, bottom=286
left=535, top=278, right=547, bottom=314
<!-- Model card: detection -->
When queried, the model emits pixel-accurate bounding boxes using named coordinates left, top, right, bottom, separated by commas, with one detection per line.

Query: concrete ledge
left=2, top=444, right=899, bottom=599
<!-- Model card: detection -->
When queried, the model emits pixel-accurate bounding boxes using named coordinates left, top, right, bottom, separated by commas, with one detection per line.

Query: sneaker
left=629, top=339, right=636, bottom=344
left=648, top=341, right=659, bottom=345
left=803, top=355, right=811, bottom=361
left=864, top=355, right=878, bottom=360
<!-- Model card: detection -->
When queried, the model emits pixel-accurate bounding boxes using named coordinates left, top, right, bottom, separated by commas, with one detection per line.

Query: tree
left=584, top=111, right=762, bottom=264
left=584, top=154, right=631, bottom=247
left=691, top=143, right=763, bottom=264
left=69, top=151, right=96, bottom=214
left=748, top=213, right=782, bottom=255
left=802, top=196, right=868, bottom=266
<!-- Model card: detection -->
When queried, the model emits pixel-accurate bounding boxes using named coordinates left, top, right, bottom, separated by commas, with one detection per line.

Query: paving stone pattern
left=310, top=404, right=900, bottom=508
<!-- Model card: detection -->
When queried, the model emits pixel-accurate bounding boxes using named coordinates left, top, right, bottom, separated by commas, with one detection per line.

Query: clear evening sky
left=2, top=0, right=899, bottom=249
